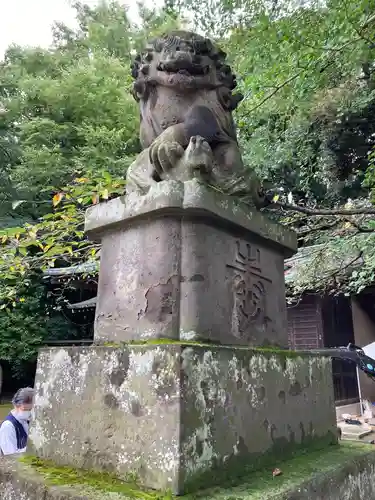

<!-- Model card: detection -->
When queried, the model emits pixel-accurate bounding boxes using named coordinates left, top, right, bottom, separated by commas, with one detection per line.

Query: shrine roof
left=67, top=297, right=97, bottom=310
left=43, top=261, right=99, bottom=279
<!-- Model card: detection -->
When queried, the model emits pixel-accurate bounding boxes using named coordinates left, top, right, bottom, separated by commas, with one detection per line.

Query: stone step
left=338, top=422, right=373, bottom=441
left=341, top=430, right=372, bottom=440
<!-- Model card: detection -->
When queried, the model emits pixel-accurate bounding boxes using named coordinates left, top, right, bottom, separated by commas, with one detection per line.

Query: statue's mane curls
left=130, top=30, right=243, bottom=110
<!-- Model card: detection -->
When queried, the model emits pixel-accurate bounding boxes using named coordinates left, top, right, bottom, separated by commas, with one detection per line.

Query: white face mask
left=17, top=410, right=31, bottom=421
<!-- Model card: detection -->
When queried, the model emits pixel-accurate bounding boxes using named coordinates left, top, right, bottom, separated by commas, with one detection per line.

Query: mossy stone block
left=29, top=344, right=336, bottom=495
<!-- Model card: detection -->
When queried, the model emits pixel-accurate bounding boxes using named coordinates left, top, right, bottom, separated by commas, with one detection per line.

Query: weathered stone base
left=29, top=344, right=337, bottom=495
left=2, top=442, right=375, bottom=499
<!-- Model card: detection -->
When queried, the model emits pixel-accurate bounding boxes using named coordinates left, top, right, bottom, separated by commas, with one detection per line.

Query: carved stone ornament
left=126, top=30, right=266, bottom=208
left=227, top=240, right=272, bottom=339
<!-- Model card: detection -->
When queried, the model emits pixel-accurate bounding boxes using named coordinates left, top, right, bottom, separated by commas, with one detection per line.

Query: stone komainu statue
left=126, top=30, right=265, bottom=208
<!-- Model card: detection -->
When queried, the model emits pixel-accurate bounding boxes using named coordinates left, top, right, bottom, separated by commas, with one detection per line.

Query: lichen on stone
left=28, top=343, right=336, bottom=495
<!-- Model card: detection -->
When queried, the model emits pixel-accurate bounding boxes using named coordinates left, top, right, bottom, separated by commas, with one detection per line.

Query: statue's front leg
left=181, top=135, right=213, bottom=181
left=149, top=124, right=187, bottom=180
left=126, top=140, right=186, bottom=195
left=126, top=149, right=156, bottom=195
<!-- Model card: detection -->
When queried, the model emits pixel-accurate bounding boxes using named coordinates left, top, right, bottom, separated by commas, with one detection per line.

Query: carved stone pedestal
left=84, top=180, right=297, bottom=347
left=29, top=345, right=337, bottom=495
left=27, top=180, right=337, bottom=496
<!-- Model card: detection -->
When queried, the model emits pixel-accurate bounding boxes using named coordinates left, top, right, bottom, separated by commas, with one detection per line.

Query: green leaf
left=102, top=171, right=112, bottom=183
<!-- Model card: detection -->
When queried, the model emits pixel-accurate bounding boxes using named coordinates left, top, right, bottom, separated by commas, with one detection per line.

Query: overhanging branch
left=269, top=201, right=375, bottom=216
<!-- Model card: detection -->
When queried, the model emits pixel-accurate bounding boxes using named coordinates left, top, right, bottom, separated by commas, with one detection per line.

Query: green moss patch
left=19, top=442, right=375, bottom=499
left=20, top=456, right=173, bottom=499
left=184, top=431, right=337, bottom=493
left=101, top=338, right=320, bottom=359
left=190, top=441, right=375, bottom=499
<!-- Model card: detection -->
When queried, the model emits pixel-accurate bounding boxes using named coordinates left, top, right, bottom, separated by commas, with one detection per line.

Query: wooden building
left=285, top=246, right=375, bottom=414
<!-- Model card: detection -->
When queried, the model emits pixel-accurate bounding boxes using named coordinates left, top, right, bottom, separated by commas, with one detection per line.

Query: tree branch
left=246, top=36, right=363, bottom=113
left=329, top=252, right=364, bottom=280
left=247, top=70, right=303, bottom=113
left=286, top=251, right=364, bottom=300
left=296, top=220, right=339, bottom=236
left=342, top=217, right=375, bottom=233
left=342, top=0, right=374, bottom=45
left=268, top=201, right=375, bottom=216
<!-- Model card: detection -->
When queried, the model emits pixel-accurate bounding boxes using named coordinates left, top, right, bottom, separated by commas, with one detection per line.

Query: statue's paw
left=150, top=140, right=184, bottom=180
left=185, top=135, right=213, bottom=175
left=188, top=135, right=212, bottom=155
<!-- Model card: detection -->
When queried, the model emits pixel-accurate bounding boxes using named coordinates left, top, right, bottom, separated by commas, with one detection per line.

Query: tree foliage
left=0, top=171, right=125, bottom=304
left=0, top=1, right=180, bottom=377
left=0, top=281, right=81, bottom=380
left=193, top=0, right=375, bottom=297
left=0, top=1, right=180, bottom=219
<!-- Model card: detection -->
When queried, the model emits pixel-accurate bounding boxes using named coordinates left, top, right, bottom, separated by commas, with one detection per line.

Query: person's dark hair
left=12, top=387, right=34, bottom=406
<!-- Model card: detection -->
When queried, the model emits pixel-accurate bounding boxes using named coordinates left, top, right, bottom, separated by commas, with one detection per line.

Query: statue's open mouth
left=157, top=60, right=209, bottom=76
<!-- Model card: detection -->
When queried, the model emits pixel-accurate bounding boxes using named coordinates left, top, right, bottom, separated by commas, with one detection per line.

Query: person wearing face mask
left=0, top=387, right=34, bottom=455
